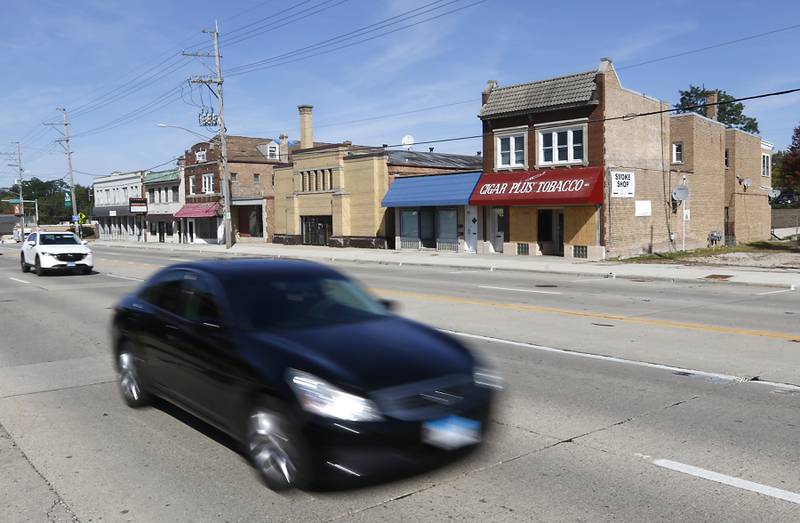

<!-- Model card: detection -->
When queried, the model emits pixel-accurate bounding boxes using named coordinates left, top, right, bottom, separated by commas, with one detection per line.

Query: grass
left=625, top=240, right=800, bottom=263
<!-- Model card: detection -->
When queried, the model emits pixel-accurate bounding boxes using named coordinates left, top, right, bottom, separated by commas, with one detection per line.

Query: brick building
left=175, top=135, right=285, bottom=244
left=469, top=59, right=773, bottom=259
left=272, top=106, right=482, bottom=248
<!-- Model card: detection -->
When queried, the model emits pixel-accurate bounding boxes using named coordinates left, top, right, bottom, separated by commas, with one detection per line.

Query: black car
left=111, top=259, right=499, bottom=489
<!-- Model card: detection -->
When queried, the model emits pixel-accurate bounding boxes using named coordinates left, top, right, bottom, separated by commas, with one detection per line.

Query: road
left=0, top=242, right=799, bottom=522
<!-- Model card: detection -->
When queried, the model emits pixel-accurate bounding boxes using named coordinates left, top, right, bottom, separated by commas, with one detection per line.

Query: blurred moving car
left=20, top=231, right=93, bottom=275
left=111, top=259, right=499, bottom=490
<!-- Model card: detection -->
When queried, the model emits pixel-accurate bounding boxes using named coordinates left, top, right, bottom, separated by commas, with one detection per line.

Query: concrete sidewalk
left=85, top=239, right=800, bottom=289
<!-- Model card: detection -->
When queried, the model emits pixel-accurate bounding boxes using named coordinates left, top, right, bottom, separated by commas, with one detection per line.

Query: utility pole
left=48, top=108, right=79, bottom=237
left=183, top=20, right=233, bottom=249
left=14, top=142, right=25, bottom=240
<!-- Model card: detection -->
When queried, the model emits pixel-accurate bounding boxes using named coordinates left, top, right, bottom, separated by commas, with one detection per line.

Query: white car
left=20, top=231, right=94, bottom=276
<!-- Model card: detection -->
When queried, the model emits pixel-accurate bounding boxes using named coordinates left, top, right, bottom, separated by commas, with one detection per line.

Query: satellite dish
left=672, top=184, right=689, bottom=201
left=769, top=188, right=781, bottom=199
left=742, top=178, right=753, bottom=188
left=401, top=135, right=415, bottom=151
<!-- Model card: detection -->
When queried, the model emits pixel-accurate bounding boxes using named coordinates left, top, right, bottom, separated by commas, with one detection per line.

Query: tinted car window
left=182, top=275, right=221, bottom=324
left=227, top=274, right=389, bottom=331
left=140, top=270, right=186, bottom=316
left=39, top=233, right=80, bottom=245
left=27, top=233, right=37, bottom=243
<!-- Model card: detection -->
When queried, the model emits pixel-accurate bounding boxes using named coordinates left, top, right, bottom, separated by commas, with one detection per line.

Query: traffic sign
left=64, top=191, right=72, bottom=209
left=71, top=214, right=79, bottom=223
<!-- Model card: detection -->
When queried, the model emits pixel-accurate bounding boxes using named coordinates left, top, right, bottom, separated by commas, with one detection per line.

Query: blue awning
left=381, top=171, right=482, bottom=208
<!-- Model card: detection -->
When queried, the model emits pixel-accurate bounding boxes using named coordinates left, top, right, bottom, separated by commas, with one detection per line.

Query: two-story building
left=724, top=128, right=773, bottom=243
left=272, top=105, right=482, bottom=248
left=469, top=59, right=772, bottom=259
left=175, top=135, right=284, bottom=244
left=143, top=167, right=183, bottom=243
left=92, top=170, right=146, bottom=242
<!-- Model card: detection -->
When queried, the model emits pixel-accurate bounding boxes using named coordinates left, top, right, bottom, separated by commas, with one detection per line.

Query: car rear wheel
left=34, top=255, right=44, bottom=276
left=118, top=347, right=150, bottom=408
left=246, top=401, right=309, bottom=490
left=20, top=254, right=29, bottom=273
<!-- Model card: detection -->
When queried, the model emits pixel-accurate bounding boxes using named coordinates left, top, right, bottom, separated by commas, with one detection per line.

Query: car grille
left=373, top=374, right=475, bottom=417
left=55, top=253, right=86, bottom=262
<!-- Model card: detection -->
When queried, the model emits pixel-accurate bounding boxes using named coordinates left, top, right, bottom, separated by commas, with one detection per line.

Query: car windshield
left=39, top=233, right=80, bottom=245
left=227, top=274, right=390, bottom=331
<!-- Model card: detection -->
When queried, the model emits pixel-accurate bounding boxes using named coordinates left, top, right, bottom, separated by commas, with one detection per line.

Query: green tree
left=771, top=150, right=785, bottom=188
left=780, top=123, right=800, bottom=194
left=0, top=177, right=92, bottom=224
left=675, top=85, right=759, bottom=134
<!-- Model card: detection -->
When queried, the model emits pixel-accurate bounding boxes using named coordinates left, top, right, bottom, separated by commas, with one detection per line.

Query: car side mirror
left=379, top=298, right=398, bottom=312
left=27, top=241, right=35, bottom=247
left=81, top=240, right=88, bottom=245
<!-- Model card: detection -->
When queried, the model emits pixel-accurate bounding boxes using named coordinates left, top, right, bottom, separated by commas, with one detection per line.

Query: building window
left=195, top=149, right=207, bottom=163
left=762, top=154, right=770, bottom=177
left=149, top=188, right=155, bottom=203
left=271, top=173, right=275, bottom=188
left=172, top=186, right=179, bottom=202
left=202, top=173, right=214, bottom=194
left=496, top=132, right=525, bottom=168
left=188, top=177, right=195, bottom=195
left=123, top=187, right=128, bottom=200
left=230, top=172, right=238, bottom=183
left=672, top=142, right=683, bottom=164
left=538, top=126, right=584, bottom=166
left=267, top=144, right=279, bottom=160
left=254, top=173, right=261, bottom=183
left=724, top=149, right=729, bottom=168
left=400, top=210, right=419, bottom=238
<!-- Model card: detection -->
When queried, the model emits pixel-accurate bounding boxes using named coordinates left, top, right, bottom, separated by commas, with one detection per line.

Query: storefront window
left=400, top=210, right=419, bottom=238
left=437, top=209, right=458, bottom=239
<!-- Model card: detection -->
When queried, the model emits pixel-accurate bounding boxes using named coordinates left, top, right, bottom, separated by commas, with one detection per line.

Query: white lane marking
left=653, top=459, right=800, bottom=505
left=105, top=273, right=144, bottom=282
left=447, top=270, right=489, bottom=274
left=570, top=277, right=611, bottom=283
left=104, top=252, right=120, bottom=256
left=444, top=330, right=800, bottom=392
left=168, top=257, right=191, bottom=262
left=8, top=277, right=30, bottom=284
left=756, top=289, right=794, bottom=296
left=478, top=285, right=562, bottom=295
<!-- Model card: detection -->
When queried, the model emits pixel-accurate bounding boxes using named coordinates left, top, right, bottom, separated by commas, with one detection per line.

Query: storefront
left=231, top=198, right=265, bottom=239
left=382, top=171, right=481, bottom=253
left=93, top=206, right=145, bottom=242
left=469, top=167, right=605, bottom=259
left=175, top=202, right=223, bottom=244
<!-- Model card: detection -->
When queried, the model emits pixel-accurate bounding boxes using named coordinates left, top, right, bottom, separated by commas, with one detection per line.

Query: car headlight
left=39, top=252, right=55, bottom=256
left=288, top=369, right=383, bottom=422
left=473, top=367, right=504, bottom=390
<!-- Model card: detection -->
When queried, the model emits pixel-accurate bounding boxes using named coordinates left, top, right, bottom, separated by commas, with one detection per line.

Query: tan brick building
left=470, top=59, right=773, bottom=259
left=272, top=106, right=481, bottom=248
left=724, top=130, right=773, bottom=243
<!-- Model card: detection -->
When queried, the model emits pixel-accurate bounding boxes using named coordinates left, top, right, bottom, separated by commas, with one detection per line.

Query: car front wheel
left=20, top=254, right=29, bottom=273
left=34, top=256, right=44, bottom=276
left=246, top=401, right=309, bottom=490
left=118, top=346, right=150, bottom=408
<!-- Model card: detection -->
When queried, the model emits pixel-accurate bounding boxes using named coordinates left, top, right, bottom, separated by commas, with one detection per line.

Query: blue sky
left=1, top=0, right=799, bottom=187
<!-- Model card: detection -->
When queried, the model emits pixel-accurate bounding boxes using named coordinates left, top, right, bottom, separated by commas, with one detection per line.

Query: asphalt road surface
left=1, top=242, right=799, bottom=522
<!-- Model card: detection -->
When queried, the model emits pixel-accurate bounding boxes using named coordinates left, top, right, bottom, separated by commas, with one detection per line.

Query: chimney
left=482, top=80, right=497, bottom=105
left=298, top=105, right=313, bottom=149
left=705, top=91, right=718, bottom=120
left=278, top=133, right=288, bottom=161
left=598, top=57, right=613, bottom=72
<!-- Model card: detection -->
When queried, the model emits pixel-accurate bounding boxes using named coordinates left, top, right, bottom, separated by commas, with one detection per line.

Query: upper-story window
left=254, top=173, right=261, bottom=183
left=495, top=129, right=526, bottom=169
left=172, top=186, right=179, bottom=202
left=762, top=154, right=771, bottom=178
left=230, top=172, right=238, bottom=183
left=148, top=188, right=156, bottom=203
left=201, top=173, right=214, bottom=194
left=672, top=142, right=683, bottom=164
left=195, top=149, right=207, bottom=163
left=267, top=144, right=279, bottom=160
left=538, top=125, right=584, bottom=166
left=188, top=177, right=196, bottom=195
left=724, top=149, right=729, bottom=168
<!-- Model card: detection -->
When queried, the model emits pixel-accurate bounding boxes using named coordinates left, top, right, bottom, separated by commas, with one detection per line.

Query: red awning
left=469, top=167, right=604, bottom=206
left=175, top=202, right=221, bottom=218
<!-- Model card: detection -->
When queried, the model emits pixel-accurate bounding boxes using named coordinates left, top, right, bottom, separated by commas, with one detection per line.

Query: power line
left=618, top=22, right=800, bottom=70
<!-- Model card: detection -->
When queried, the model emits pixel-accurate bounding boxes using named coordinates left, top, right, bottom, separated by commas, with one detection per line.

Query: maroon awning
left=175, top=202, right=221, bottom=218
left=469, top=167, right=604, bottom=206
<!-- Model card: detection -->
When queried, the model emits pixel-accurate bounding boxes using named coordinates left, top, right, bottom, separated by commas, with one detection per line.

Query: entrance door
left=420, top=209, right=435, bottom=248
left=188, top=220, right=195, bottom=243
left=465, top=206, right=478, bottom=253
left=158, top=222, right=166, bottom=243
left=301, top=216, right=333, bottom=246
left=491, top=207, right=505, bottom=253
left=554, top=211, right=565, bottom=256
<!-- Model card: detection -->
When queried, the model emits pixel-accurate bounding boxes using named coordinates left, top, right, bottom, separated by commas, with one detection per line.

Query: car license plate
left=67, top=262, right=76, bottom=267
left=422, top=415, right=480, bottom=450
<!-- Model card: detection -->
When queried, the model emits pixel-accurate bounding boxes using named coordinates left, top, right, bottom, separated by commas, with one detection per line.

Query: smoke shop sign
left=470, top=167, right=604, bottom=206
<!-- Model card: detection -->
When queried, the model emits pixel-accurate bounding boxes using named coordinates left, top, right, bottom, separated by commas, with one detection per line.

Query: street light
left=156, top=123, right=233, bottom=249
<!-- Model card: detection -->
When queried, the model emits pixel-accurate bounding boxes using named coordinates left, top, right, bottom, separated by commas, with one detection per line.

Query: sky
left=1, top=0, right=799, bottom=188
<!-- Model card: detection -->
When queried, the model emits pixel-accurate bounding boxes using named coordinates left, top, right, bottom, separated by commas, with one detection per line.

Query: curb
left=86, top=242, right=798, bottom=290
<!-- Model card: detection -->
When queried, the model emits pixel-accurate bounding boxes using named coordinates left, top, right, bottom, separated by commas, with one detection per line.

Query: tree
left=674, top=85, right=759, bottom=134
left=780, top=123, right=800, bottom=194
left=772, top=150, right=785, bottom=188
left=0, top=177, right=91, bottom=224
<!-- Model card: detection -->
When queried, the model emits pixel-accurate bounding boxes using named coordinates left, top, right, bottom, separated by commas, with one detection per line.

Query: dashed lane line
left=8, top=277, right=30, bottom=284
left=478, top=285, right=562, bottom=295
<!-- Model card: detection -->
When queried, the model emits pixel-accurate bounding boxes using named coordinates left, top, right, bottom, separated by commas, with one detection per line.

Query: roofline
left=392, top=170, right=482, bottom=180
left=479, top=99, right=599, bottom=120
left=725, top=127, right=763, bottom=140
left=669, top=112, right=728, bottom=128
left=487, top=70, right=597, bottom=93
